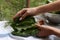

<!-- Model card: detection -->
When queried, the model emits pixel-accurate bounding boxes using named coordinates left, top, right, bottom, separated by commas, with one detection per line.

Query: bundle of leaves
left=10, top=17, right=39, bottom=37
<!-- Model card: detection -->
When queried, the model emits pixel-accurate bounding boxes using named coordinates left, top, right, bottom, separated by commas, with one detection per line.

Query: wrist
left=48, top=26, right=58, bottom=35
left=31, top=7, right=41, bottom=15
left=36, top=6, right=46, bottom=14
left=42, top=25, right=56, bottom=35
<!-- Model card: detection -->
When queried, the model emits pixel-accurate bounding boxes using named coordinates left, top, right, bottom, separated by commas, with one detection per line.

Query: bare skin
left=13, top=0, right=60, bottom=37
left=35, top=22, right=60, bottom=37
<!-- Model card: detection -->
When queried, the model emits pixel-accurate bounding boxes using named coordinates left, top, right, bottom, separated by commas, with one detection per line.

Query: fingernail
left=19, top=18, right=22, bottom=20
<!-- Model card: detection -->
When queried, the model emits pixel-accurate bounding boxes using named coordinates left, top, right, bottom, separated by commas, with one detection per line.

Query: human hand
left=35, top=22, right=53, bottom=37
left=13, top=8, right=38, bottom=20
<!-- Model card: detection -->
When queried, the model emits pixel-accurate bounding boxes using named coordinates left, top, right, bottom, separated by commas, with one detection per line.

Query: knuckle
left=17, top=11, right=20, bottom=14
left=23, top=8, right=28, bottom=10
left=27, top=11, right=30, bottom=14
left=23, top=8, right=26, bottom=10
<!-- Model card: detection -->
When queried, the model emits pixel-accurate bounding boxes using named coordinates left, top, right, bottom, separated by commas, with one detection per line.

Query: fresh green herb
left=10, top=16, right=39, bottom=37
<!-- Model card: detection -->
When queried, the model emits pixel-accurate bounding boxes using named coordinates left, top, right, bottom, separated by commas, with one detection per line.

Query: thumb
left=35, top=23, right=42, bottom=30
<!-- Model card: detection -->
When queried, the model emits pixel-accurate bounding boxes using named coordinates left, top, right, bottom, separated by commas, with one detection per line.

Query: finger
left=13, top=9, right=27, bottom=20
left=19, top=12, right=28, bottom=20
left=35, top=23, right=41, bottom=28
left=35, top=23, right=42, bottom=30
left=38, top=20, right=44, bottom=25
left=35, top=22, right=45, bottom=30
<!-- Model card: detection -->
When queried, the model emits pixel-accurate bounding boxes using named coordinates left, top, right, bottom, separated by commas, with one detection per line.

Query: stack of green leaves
left=11, top=17, right=39, bottom=37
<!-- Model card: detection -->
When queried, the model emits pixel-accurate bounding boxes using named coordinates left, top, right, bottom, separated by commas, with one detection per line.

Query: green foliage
left=30, top=0, right=47, bottom=7
left=30, top=0, right=55, bottom=7
left=0, top=0, right=26, bottom=21
left=10, top=17, right=39, bottom=37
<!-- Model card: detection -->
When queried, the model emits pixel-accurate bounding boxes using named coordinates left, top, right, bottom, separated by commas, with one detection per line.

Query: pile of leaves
left=10, top=17, right=39, bottom=37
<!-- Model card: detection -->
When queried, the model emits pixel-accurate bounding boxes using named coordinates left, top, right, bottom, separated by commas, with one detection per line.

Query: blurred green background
left=0, top=0, right=54, bottom=21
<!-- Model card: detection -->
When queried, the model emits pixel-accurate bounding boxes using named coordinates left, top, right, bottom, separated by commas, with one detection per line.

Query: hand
left=35, top=22, right=53, bottom=37
left=13, top=8, right=38, bottom=20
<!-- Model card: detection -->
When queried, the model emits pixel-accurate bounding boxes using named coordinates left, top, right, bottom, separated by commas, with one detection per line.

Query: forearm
left=36, top=0, right=60, bottom=13
left=49, top=26, right=60, bottom=37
